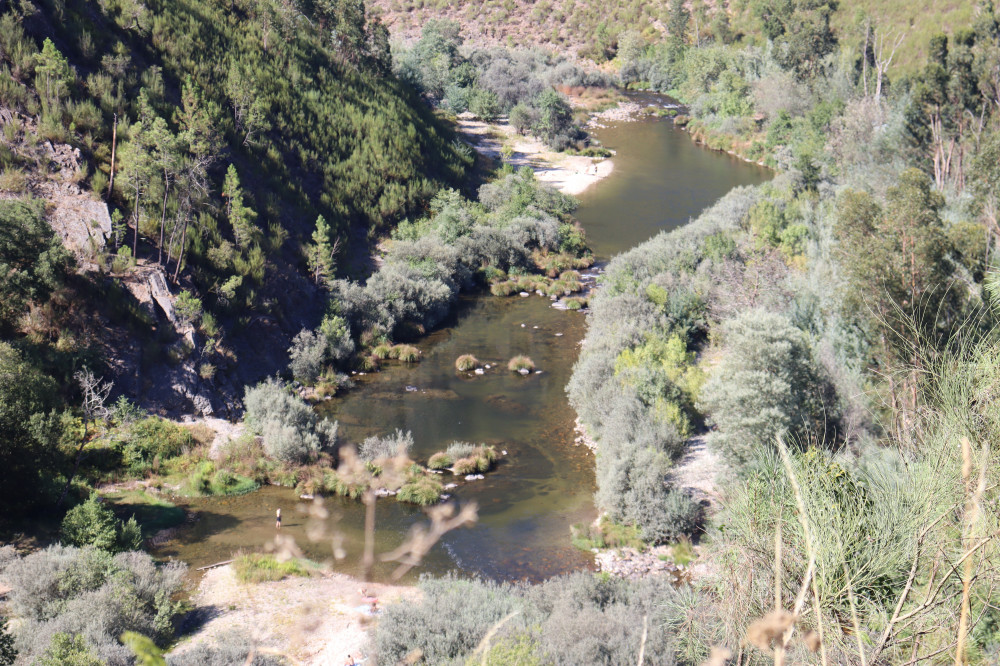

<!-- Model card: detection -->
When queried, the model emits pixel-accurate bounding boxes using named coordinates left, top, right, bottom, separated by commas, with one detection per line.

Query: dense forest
left=4, top=0, right=1000, bottom=663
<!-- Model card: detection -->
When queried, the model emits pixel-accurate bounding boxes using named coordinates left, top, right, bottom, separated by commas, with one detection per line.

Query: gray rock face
left=43, top=183, right=113, bottom=258
left=147, top=270, right=176, bottom=323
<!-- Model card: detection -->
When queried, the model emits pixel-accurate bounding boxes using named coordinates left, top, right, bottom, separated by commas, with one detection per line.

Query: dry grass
left=507, top=355, right=535, bottom=373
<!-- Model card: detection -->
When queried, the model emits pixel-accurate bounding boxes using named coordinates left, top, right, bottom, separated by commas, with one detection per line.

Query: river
left=151, top=104, right=770, bottom=583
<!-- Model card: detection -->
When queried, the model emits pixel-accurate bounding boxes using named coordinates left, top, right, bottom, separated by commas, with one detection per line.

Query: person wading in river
left=275, top=507, right=281, bottom=530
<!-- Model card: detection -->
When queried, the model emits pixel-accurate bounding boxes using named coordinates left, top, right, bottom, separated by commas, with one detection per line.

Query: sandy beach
left=168, top=565, right=419, bottom=665
left=456, top=115, right=614, bottom=196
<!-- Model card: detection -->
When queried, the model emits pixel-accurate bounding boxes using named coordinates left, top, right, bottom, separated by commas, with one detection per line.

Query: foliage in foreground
left=0, top=545, right=186, bottom=664
left=375, top=572, right=690, bottom=666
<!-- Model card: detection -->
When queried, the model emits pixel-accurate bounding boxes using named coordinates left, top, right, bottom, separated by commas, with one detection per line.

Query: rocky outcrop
left=39, top=180, right=112, bottom=263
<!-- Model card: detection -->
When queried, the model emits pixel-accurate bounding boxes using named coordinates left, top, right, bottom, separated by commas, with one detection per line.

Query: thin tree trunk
left=172, top=215, right=190, bottom=283
left=107, top=113, right=118, bottom=198
left=158, top=176, right=170, bottom=265
left=132, top=186, right=141, bottom=257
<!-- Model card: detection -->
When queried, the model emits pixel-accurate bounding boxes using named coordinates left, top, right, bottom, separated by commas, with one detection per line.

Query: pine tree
left=222, top=164, right=257, bottom=247
left=307, top=215, right=338, bottom=288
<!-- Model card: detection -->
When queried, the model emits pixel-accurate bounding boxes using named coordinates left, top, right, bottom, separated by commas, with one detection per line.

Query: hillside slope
left=374, top=0, right=977, bottom=73
left=0, top=0, right=471, bottom=414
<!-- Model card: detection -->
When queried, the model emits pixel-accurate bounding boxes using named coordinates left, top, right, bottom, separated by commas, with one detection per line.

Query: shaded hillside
left=0, top=0, right=472, bottom=413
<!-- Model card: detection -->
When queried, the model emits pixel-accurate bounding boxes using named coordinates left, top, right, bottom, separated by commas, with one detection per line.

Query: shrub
left=37, top=633, right=102, bottom=666
left=446, top=442, right=477, bottom=459
left=453, top=457, right=478, bottom=475
left=375, top=574, right=523, bottom=664
left=455, top=354, right=479, bottom=372
left=119, top=416, right=194, bottom=473
left=428, top=452, right=452, bottom=469
left=397, top=475, right=443, bottom=505
left=287, top=329, right=327, bottom=384
left=508, top=355, right=535, bottom=372
left=394, top=344, right=420, bottom=362
left=0, top=545, right=185, bottom=663
left=359, top=428, right=414, bottom=462
left=244, top=379, right=339, bottom=463
left=210, top=470, right=258, bottom=496
left=232, top=553, right=310, bottom=583
left=697, top=309, right=839, bottom=467
left=60, top=495, right=143, bottom=554
left=165, top=631, right=282, bottom=665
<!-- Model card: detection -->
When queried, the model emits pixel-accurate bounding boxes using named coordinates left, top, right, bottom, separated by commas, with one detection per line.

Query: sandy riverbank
left=456, top=115, right=614, bottom=196
left=169, top=565, right=418, bottom=665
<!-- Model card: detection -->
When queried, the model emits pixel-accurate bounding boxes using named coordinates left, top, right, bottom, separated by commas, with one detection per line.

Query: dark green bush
left=60, top=494, right=143, bottom=554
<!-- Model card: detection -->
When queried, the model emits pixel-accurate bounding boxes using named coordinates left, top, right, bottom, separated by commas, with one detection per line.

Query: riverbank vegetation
left=285, top=166, right=590, bottom=383
left=393, top=19, right=610, bottom=149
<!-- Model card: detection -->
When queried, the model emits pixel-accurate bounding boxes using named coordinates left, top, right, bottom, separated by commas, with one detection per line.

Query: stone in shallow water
left=464, top=474, right=485, bottom=481
left=519, top=292, right=530, bottom=297
left=474, top=368, right=485, bottom=375
left=518, top=368, right=530, bottom=375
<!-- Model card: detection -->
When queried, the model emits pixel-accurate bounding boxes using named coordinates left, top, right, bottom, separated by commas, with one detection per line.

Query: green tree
left=33, top=38, right=72, bottom=104
left=532, top=89, right=574, bottom=149
left=836, top=168, right=955, bottom=418
left=697, top=309, right=836, bottom=466
left=174, top=289, right=203, bottom=327
left=0, top=616, right=16, bottom=666
left=0, top=199, right=71, bottom=333
left=667, top=0, right=690, bottom=66
left=60, top=493, right=143, bottom=553
left=752, top=0, right=838, bottom=79
left=222, top=164, right=257, bottom=247
left=138, top=92, right=183, bottom=265
left=307, top=215, right=338, bottom=288
left=117, top=125, right=156, bottom=256
left=38, top=634, right=102, bottom=666
left=0, top=343, right=61, bottom=511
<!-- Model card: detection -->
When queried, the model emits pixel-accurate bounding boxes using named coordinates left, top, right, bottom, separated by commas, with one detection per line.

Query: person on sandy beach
left=275, top=507, right=281, bottom=530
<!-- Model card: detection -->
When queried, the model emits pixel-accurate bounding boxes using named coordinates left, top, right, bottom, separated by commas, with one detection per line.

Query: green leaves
left=0, top=199, right=71, bottom=333
left=60, top=494, right=144, bottom=554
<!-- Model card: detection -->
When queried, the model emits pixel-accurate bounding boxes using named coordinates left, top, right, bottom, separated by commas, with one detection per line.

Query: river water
left=152, top=105, right=770, bottom=583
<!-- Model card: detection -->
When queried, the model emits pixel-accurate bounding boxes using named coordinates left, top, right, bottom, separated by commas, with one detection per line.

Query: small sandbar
left=456, top=115, right=613, bottom=196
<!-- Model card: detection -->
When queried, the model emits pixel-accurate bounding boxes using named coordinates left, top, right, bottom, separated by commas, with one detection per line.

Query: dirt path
left=669, top=434, right=721, bottom=506
left=169, top=565, right=418, bottom=665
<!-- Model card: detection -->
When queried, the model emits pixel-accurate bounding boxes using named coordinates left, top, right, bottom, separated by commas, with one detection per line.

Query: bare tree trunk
left=158, top=175, right=171, bottom=265
left=107, top=113, right=118, bottom=198
left=172, top=214, right=190, bottom=283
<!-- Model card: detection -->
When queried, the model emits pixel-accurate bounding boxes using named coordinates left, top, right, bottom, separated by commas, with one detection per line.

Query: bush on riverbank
left=311, top=169, right=588, bottom=376
left=375, top=572, right=687, bottom=665
left=0, top=545, right=186, bottom=663
left=244, top=380, right=339, bottom=464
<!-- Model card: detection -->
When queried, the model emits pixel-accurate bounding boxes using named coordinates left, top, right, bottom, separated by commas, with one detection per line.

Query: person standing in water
left=275, top=507, right=282, bottom=530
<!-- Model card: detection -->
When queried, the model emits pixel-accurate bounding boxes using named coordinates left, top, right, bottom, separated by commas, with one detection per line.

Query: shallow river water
left=152, top=102, right=770, bottom=583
